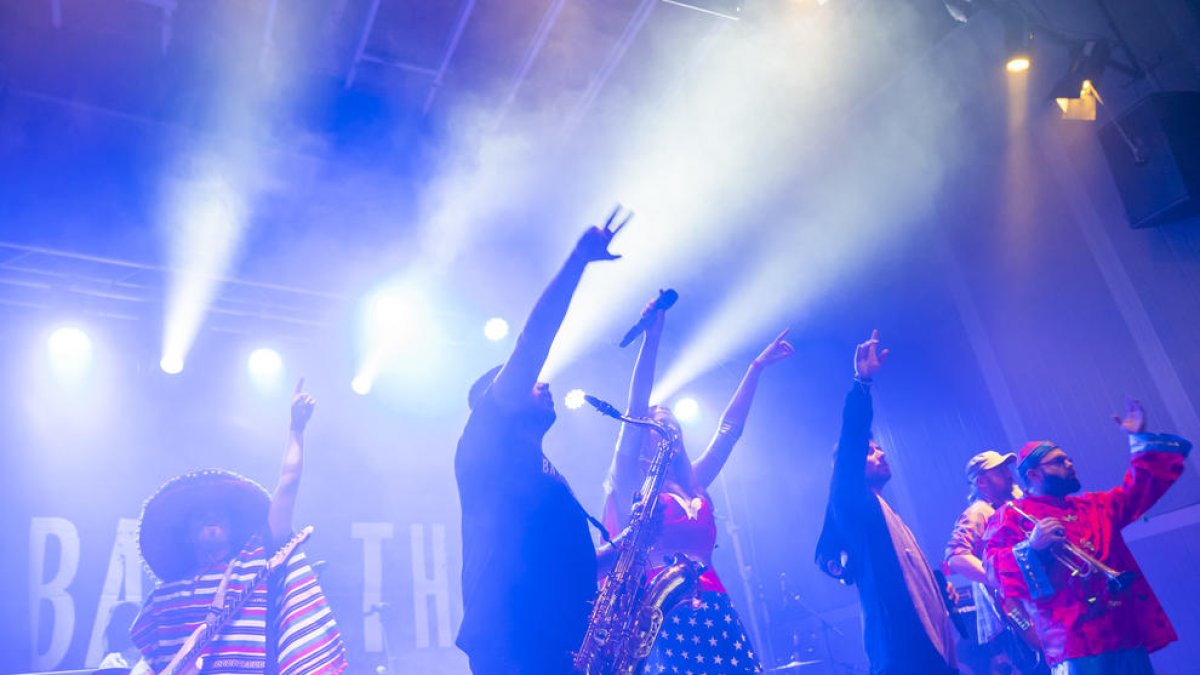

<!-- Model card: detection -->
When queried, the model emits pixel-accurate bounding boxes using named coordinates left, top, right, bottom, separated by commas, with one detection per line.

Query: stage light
left=1051, top=41, right=1111, bottom=122
left=247, top=348, right=283, bottom=385
left=1055, top=80, right=1102, bottom=121
left=673, top=397, right=700, bottom=423
left=1003, top=11, right=1031, bottom=73
left=161, top=170, right=250, bottom=383
left=366, top=286, right=433, bottom=347
left=46, top=326, right=93, bottom=379
left=160, top=354, right=184, bottom=375
left=484, top=317, right=510, bottom=342
left=351, top=375, right=373, bottom=396
left=565, top=388, right=587, bottom=410
left=353, top=279, right=450, bottom=398
left=1006, top=57, right=1030, bottom=73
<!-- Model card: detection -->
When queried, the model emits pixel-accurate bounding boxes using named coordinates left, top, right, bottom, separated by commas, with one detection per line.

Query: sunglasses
left=1038, top=456, right=1072, bottom=468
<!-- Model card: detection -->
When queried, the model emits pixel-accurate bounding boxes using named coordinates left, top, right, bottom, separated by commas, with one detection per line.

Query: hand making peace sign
left=573, top=204, right=633, bottom=263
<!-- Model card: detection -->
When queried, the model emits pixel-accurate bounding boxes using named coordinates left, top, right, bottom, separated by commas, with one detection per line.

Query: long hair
left=602, top=405, right=705, bottom=500
left=648, top=405, right=704, bottom=499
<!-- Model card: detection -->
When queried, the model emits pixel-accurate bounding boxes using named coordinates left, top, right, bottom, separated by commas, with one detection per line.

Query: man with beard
left=815, top=330, right=958, bottom=675
left=945, top=451, right=1045, bottom=674
left=983, top=399, right=1190, bottom=674
left=455, top=208, right=631, bottom=674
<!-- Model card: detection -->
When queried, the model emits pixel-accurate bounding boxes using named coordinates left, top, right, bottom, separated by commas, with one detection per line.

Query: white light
left=355, top=280, right=448, bottom=394
left=160, top=354, right=184, bottom=375
left=247, top=348, right=283, bottom=385
left=673, top=397, right=700, bottom=423
left=565, top=388, right=587, bottom=410
left=47, top=326, right=94, bottom=379
left=351, top=375, right=373, bottom=396
left=161, top=169, right=250, bottom=382
left=368, top=288, right=424, bottom=345
left=484, top=317, right=509, bottom=342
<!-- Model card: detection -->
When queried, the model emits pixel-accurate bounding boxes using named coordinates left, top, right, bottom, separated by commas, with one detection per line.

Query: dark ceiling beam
left=422, top=0, right=478, bottom=113
left=344, top=0, right=383, bottom=89
left=561, top=0, right=659, bottom=142
left=497, top=0, right=570, bottom=125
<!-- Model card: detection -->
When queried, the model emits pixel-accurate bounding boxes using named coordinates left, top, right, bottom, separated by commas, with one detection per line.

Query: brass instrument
left=574, top=396, right=706, bottom=674
left=1008, top=503, right=1135, bottom=594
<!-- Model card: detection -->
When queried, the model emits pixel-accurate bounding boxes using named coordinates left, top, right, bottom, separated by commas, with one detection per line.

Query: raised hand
left=641, top=292, right=667, bottom=337
left=290, top=378, right=316, bottom=433
left=1112, top=396, right=1146, bottom=435
left=573, top=205, right=632, bottom=263
left=754, top=329, right=795, bottom=368
left=854, top=329, right=888, bottom=380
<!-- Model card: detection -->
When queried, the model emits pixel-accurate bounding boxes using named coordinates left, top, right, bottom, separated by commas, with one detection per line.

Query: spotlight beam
left=161, top=169, right=251, bottom=375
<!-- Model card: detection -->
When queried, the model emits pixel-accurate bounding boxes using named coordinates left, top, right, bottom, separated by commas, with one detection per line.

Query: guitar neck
left=162, top=527, right=313, bottom=675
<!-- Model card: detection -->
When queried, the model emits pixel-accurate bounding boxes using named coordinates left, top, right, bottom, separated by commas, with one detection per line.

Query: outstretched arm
left=1105, top=398, right=1191, bottom=527
left=692, top=329, right=794, bottom=489
left=490, top=208, right=631, bottom=409
left=830, top=330, right=887, bottom=506
left=269, top=378, right=314, bottom=544
left=608, top=298, right=666, bottom=523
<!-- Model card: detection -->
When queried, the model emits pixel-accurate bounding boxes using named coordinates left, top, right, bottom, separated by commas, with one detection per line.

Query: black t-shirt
left=455, top=389, right=598, bottom=671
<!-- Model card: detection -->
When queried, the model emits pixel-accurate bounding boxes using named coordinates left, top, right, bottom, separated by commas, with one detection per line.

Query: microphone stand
left=778, top=573, right=862, bottom=675
left=716, top=472, right=771, bottom=666
left=367, top=603, right=398, bottom=674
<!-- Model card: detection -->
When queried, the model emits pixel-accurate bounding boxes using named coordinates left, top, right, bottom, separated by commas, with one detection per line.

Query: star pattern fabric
left=641, top=591, right=763, bottom=674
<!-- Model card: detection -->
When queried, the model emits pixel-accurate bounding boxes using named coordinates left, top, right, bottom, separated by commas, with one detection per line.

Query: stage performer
left=945, top=450, right=1045, bottom=674
left=983, top=399, right=1190, bottom=674
left=455, top=208, right=633, bottom=674
left=601, top=294, right=793, bottom=673
left=815, top=330, right=958, bottom=675
left=131, top=378, right=346, bottom=674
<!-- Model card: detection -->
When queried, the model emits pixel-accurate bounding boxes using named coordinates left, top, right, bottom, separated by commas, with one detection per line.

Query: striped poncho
left=132, top=535, right=347, bottom=674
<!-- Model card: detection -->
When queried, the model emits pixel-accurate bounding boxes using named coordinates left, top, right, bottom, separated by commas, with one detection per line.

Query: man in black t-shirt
left=455, top=208, right=631, bottom=674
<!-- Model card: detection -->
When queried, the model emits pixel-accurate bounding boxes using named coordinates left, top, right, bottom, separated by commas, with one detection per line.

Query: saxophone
left=574, top=397, right=707, bottom=674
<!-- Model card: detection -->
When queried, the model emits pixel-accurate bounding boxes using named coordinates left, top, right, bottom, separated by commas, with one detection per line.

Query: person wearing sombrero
left=131, top=379, right=347, bottom=674
left=983, top=398, right=1191, bottom=675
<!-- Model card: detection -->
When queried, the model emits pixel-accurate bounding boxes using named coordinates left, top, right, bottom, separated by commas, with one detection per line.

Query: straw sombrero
left=137, top=468, right=271, bottom=582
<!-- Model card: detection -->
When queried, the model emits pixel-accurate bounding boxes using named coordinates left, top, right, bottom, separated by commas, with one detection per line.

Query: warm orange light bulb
left=1006, top=57, right=1031, bottom=73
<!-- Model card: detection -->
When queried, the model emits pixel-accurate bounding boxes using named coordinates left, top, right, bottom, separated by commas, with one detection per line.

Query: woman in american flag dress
left=602, top=295, right=794, bottom=674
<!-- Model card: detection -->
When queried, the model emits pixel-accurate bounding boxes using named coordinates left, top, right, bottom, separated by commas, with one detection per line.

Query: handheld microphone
left=618, top=288, right=679, bottom=347
left=583, top=394, right=622, bottom=420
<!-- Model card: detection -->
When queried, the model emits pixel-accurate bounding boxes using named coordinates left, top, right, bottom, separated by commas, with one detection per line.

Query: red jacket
left=983, top=433, right=1189, bottom=667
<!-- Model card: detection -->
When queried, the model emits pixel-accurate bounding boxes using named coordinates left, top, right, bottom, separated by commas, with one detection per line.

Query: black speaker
left=1098, top=91, right=1200, bottom=228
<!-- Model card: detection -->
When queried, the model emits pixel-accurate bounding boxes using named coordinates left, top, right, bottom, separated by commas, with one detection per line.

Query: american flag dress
left=608, top=491, right=763, bottom=674
left=643, top=590, right=763, bottom=674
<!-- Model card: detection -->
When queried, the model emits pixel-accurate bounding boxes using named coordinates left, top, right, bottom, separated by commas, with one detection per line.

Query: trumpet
left=1008, top=503, right=1135, bottom=595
